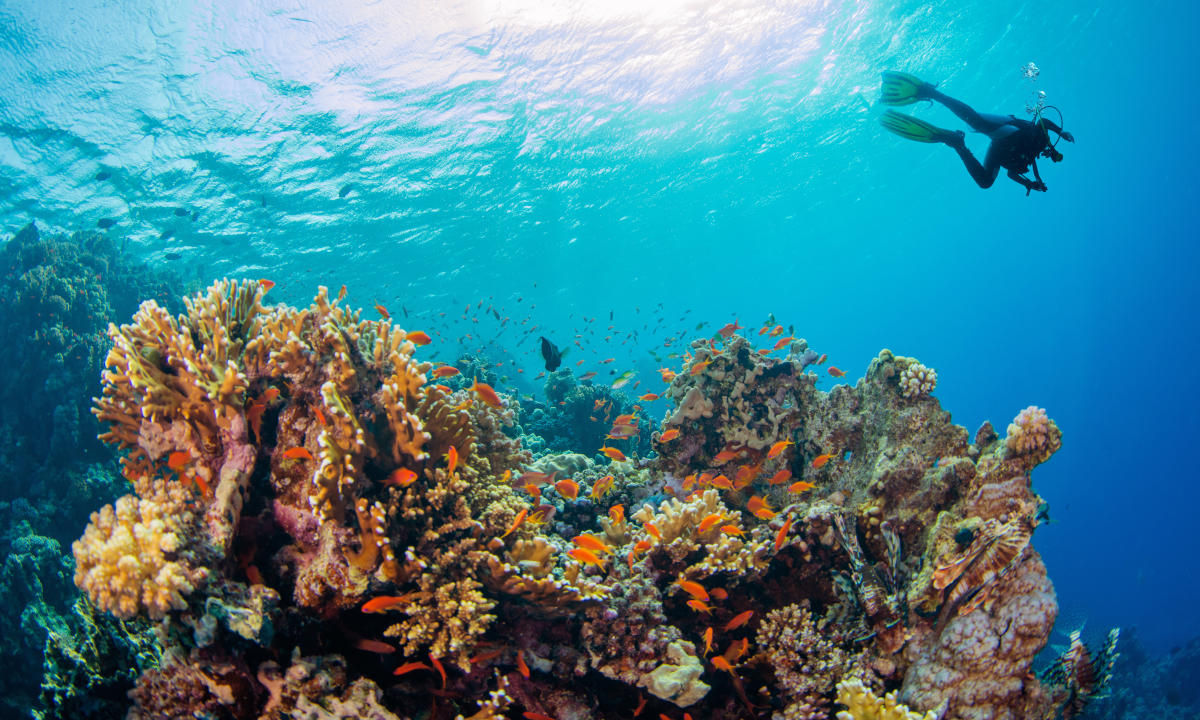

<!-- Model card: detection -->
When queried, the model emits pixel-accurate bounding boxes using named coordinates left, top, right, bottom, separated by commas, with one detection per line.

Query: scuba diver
left=878, top=71, right=1073, bottom=195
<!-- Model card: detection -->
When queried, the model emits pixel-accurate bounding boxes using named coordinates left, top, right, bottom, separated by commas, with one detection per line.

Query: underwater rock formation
left=64, top=282, right=1110, bottom=719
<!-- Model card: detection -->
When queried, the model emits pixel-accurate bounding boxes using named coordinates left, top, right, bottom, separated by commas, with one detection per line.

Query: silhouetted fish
left=97, top=218, right=115, bottom=229
left=338, top=184, right=353, bottom=198
left=174, top=208, right=189, bottom=217
left=159, top=228, right=175, bottom=241
left=540, top=336, right=562, bottom=371
left=95, top=171, right=110, bottom=181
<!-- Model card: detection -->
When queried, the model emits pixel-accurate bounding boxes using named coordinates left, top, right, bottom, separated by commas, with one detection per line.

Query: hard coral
left=1005, top=405, right=1061, bottom=463
left=836, top=678, right=936, bottom=720
left=897, top=360, right=937, bottom=399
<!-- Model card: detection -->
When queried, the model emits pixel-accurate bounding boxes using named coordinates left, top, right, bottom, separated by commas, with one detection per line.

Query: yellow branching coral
left=73, top=494, right=206, bottom=619
left=632, top=489, right=727, bottom=556
left=310, top=381, right=367, bottom=523
left=836, top=678, right=936, bottom=720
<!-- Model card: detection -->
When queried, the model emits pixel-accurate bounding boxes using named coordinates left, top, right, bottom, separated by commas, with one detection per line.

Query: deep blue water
left=1, top=0, right=1197, bottom=655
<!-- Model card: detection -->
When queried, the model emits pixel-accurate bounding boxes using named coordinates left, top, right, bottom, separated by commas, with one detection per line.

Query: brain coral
left=72, top=494, right=204, bottom=620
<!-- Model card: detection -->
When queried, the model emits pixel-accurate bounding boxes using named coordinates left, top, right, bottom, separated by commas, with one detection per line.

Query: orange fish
left=429, top=654, right=447, bottom=688
left=811, top=453, right=836, bottom=469
left=638, top=393, right=660, bottom=401
left=712, top=448, right=741, bottom=464
left=374, top=303, right=390, bottom=320
left=697, top=513, right=723, bottom=533
left=734, top=463, right=763, bottom=487
left=772, top=335, right=793, bottom=351
left=186, top=474, right=212, bottom=499
left=766, top=440, right=793, bottom=459
left=758, top=326, right=769, bottom=335
left=590, top=475, right=615, bottom=499
left=432, top=365, right=460, bottom=378
left=635, top=694, right=648, bottom=717
left=447, top=446, right=459, bottom=475
left=608, top=504, right=625, bottom=524
left=519, top=470, right=557, bottom=486
left=283, top=447, right=313, bottom=461
left=501, top=508, right=528, bottom=538
left=555, top=478, right=580, bottom=501
left=675, top=579, right=709, bottom=601
left=407, top=330, right=432, bottom=346
left=353, top=638, right=396, bottom=654
left=747, top=495, right=776, bottom=520
left=470, top=380, right=503, bottom=409
left=774, top=516, right=794, bottom=552
left=720, top=525, right=744, bottom=537
left=167, top=451, right=191, bottom=471
left=724, top=610, right=754, bottom=632
left=726, top=637, right=749, bottom=663
left=711, top=656, right=735, bottom=673
left=709, top=587, right=729, bottom=601
left=568, top=547, right=605, bottom=567
left=788, top=480, right=816, bottom=493
left=827, top=366, right=846, bottom=378
left=259, top=279, right=275, bottom=292
left=573, top=534, right=613, bottom=555
left=689, top=359, right=710, bottom=376
left=687, top=599, right=713, bottom=614
left=769, top=325, right=784, bottom=337
left=262, top=387, right=280, bottom=402
left=314, top=406, right=327, bottom=427
left=468, top=648, right=505, bottom=667
left=718, top=320, right=743, bottom=338
left=393, top=661, right=432, bottom=676
left=523, top=483, right=542, bottom=501
left=600, top=446, right=627, bottom=462
left=362, top=595, right=416, bottom=613
left=703, top=627, right=714, bottom=656
left=659, top=428, right=680, bottom=442
left=817, top=353, right=828, bottom=365
left=767, top=468, right=792, bottom=485
left=613, top=413, right=637, bottom=425
left=659, top=368, right=676, bottom=382
left=644, top=522, right=662, bottom=541
left=633, top=539, right=652, bottom=555
left=710, top=474, right=734, bottom=490
left=385, top=467, right=419, bottom=487
left=580, top=371, right=597, bottom=381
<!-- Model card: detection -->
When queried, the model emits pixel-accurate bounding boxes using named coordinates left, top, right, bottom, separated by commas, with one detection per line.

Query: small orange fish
left=470, top=380, right=503, bottom=409
left=638, top=392, right=659, bottom=401
left=447, top=446, right=459, bottom=475
left=687, top=599, right=713, bottom=614
left=659, top=368, right=676, bottom=382
left=353, top=638, right=396, bottom=654
left=635, top=694, right=648, bottom=717
left=407, top=330, right=432, bottom=346
left=167, top=451, right=191, bottom=471
left=468, top=648, right=504, bottom=666
left=600, top=446, right=627, bottom=462
left=697, top=513, right=723, bottom=533
left=568, top=547, right=606, bottom=567
left=608, top=504, right=625, bottom=523
left=432, top=365, right=460, bottom=378
left=709, top=587, right=728, bottom=601
left=659, top=428, right=680, bottom=442
left=788, top=480, right=817, bottom=493
left=726, top=637, right=749, bottom=663
left=774, top=516, right=794, bottom=552
left=572, top=534, right=613, bottom=555
left=393, top=661, right=432, bottom=676
left=283, top=447, right=313, bottom=460
left=429, top=654, right=447, bottom=689
left=758, top=326, right=769, bottom=335
left=523, top=483, right=542, bottom=501
left=262, top=387, right=280, bottom=402
left=710, top=474, right=734, bottom=490
left=718, top=320, right=743, bottom=338
left=703, top=627, right=714, bottom=656
left=724, top=610, right=755, bottom=631
left=555, top=478, right=580, bottom=501
left=817, top=353, right=828, bottom=365
left=769, top=325, right=784, bottom=337
left=590, top=475, right=615, bottom=499
left=259, top=279, right=275, bottom=292
left=644, top=522, right=662, bottom=541
left=689, top=359, right=710, bottom=376
left=676, top=579, right=709, bottom=601
left=747, top=495, right=776, bottom=520
left=767, top=440, right=794, bottom=459
left=374, top=303, right=390, bottom=320
left=734, top=462, right=763, bottom=487
left=720, top=525, right=744, bottom=537
left=314, top=406, right=327, bottom=427
left=633, top=540, right=652, bottom=555
left=385, top=467, right=419, bottom=487
left=828, top=366, right=846, bottom=378
left=772, top=335, right=794, bottom=351
left=580, top=371, right=597, bottom=381
left=362, top=595, right=416, bottom=613
left=767, top=468, right=792, bottom=485
left=711, top=655, right=735, bottom=673
left=712, top=448, right=741, bottom=464
left=501, top=508, right=528, bottom=538
left=811, top=453, right=836, bottom=469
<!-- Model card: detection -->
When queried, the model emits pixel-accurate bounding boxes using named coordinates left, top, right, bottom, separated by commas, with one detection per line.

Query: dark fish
left=158, top=228, right=175, bottom=241
left=191, top=211, right=199, bottom=222
left=174, top=207, right=189, bottom=217
left=165, top=251, right=182, bottom=260
left=97, top=218, right=115, bottom=229
left=338, top=184, right=352, bottom=198
left=539, top=336, right=562, bottom=371
left=95, top=171, right=111, bottom=181
left=402, top=305, right=409, bottom=318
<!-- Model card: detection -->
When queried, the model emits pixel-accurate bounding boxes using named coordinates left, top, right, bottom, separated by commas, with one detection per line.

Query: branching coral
left=836, top=678, right=937, bottom=720
left=1004, top=405, right=1061, bottom=463
left=758, top=604, right=854, bottom=720
left=72, top=494, right=205, bottom=620
left=897, top=360, right=937, bottom=400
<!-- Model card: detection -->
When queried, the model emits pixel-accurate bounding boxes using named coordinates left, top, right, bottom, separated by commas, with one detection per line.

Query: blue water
left=1, top=0, right=1197, bottom=656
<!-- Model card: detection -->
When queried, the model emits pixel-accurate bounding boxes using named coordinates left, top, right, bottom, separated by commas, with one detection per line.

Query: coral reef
left=1004, top=405, right=1061, bottom=464
left=58, top=288, right=1097, bottom=720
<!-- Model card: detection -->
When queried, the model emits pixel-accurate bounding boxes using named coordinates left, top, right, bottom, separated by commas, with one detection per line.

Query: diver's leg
left=923, top=87, right=1010, bottom=135
left=949, top=138, right=1001, bottom=189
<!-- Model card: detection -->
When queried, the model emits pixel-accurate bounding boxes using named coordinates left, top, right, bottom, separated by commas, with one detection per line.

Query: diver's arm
left=1041, top=118, right=1074, bottom=142
left=1007, top=168, right=1046, bottom=195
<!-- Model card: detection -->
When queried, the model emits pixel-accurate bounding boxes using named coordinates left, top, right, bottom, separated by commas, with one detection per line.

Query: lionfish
left=1040, top=627, right=1120, bottom=719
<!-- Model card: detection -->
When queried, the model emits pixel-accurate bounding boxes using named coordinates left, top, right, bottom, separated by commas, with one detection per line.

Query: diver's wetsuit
left=926, top=87, right=1069, bottom=193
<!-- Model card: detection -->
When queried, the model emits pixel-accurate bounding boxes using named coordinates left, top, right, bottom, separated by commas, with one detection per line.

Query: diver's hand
left=1061, top=131, right=1074, bottom=143
left=1025, top=180, right=1047, bottom=196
